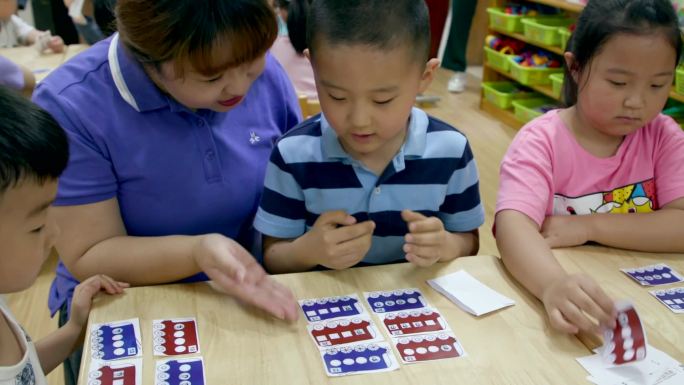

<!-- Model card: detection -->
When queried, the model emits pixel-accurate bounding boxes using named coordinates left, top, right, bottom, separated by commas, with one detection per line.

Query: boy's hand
left=541, top=273, right=616, bottom=334
left=541, top=215, right=590, bottom=248
left=300, top=210, right=375, bottom=270
left=193, top=234, right=299, bottom=321
left=68, top=274, right=129, bottom=330
left=47, top=36, right=65, bottom=53
left=402, top=210, right=451, bottom=267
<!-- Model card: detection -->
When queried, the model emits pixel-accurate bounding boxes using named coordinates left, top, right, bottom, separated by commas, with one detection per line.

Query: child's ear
left=564, top=52, right=579, bottom=82
left=304, top=48, right=311, bottom=62
left=418, top=58, right=440, bottom=93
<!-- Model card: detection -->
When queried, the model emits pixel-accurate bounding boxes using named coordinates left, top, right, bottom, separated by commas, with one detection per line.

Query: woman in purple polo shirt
left=33, top=1, right=301, bottom=382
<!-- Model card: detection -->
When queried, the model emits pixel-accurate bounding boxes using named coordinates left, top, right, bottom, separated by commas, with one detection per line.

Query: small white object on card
left=427, top=270, right=515, bottom=316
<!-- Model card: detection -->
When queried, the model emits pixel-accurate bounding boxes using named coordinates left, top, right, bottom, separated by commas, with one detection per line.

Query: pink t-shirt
left=270, top=35, right=317, bottom=100
left=496, top=109, right=684, bottom=227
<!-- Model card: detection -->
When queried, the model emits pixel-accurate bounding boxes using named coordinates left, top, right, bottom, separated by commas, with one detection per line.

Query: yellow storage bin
left=487, top=7, right=526, bottom=33
left=481, top=81, right=537, bottom=110
left=512, top=98, right=557, bottom=124
left=522, top=17, right=574, bottom=47
left=676, top=66, right=684, bottom=95
left=550, top=73, right=564, bottom=99
left=508, top=57, right=563, bottom=86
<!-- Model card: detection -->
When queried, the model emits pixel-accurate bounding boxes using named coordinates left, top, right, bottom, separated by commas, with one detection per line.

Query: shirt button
left=374, top=187, right=381, bottom=194
left=197, top=119, right=205, bottom=127
left=206, top=150, right=215, bottom=160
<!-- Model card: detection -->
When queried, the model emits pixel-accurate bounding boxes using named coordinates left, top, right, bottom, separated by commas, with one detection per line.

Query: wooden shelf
left=670, top=90, right=684, bottom=103
left=484, top=63, right=559, bottom=100
left=532, top=0, right=585, bottom=12
left=490, top=27, right=565, bottom=56
left=480, top=99, right=524, bottom=129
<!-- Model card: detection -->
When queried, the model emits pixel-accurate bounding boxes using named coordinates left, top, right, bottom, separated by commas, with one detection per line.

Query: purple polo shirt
left=33, top=34, right=301, bottom=315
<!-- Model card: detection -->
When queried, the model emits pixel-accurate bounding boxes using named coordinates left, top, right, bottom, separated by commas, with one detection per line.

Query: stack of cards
left=88, top=318, right=144, bottom=385
left=427, top=270, right=515, bottom=316
left=299, top=294, right=399, bottom=376
left=152, top=318, right=205, bottom=385
left=363, top=288, right=466, bottom=364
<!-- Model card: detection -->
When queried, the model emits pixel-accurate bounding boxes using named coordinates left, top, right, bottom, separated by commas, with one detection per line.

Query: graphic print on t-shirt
left=553, top=179, right=657, bottom=216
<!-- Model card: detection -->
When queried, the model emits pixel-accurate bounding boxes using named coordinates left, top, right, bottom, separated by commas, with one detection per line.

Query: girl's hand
left=47, top=36, right=65, bottom=53
left=541, top=273, right=616, bottom=334
left=192, top=234, right=299, bottom=321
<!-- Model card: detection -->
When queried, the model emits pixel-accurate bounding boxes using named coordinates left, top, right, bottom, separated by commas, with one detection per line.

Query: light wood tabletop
left=78, top=255, right=593, bottom=384
left=554, top=246, right=684, bottom=362
left=0, top=44, right=89, bottom=82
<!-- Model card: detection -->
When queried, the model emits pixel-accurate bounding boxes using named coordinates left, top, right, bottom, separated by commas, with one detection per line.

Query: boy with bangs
left=254, top=0, right=484, bottom=273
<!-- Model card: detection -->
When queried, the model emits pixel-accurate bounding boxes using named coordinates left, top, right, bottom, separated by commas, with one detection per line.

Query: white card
left=320, top=342, right=399, bottom=377
left=155, top=357, right=206, bottom=385
left=307, top=315, right=384, bottom=348
left=427, top=270, right=515, bottom=316
left=88, top=358, right=143, bottom=385
left=577, top=345, right=682, bottom=385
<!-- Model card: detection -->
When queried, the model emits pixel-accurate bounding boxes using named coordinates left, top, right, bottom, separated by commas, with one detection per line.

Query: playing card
left=621, top=264, right=684, bottom=286
left=307, top=316, right=384, bottom=348
left=364, top=288, right=428, bottom=313
left=650, top=287, right=684, bottom=314
left=152, top=318, right=200, bottom=356
left=299, top=294, right=366, bottom=323
left=90, top=318, right=143, bottom=361
left=320, top=342, right=399, bottom=376
left=88, top=358, right=142, bottom=385
left=392, top=332, right=466, bottom=364
left=601, top=301, right=647, bottom=366
left=155, top=357, right=205, bottom=385
left=377, top=308, right=450, bottom=336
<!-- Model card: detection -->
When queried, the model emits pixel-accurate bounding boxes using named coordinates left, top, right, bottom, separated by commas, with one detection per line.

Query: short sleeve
left=496, top=121, right=555, bottom=228
left=32, top=85, right=119, bottom=206
left=439, top=140, right=485, bottom=232
left=653, top=116, right=684, bottom=207
left=11, top=15, right=34, bottom=44
left=253, top=145, right=307, bottom=239
left=0, top=56, right=24, bottom=90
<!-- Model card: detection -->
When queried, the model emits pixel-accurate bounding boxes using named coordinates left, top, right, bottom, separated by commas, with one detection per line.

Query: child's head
left=0, top=0, right=17, bottom=22
left=275, top=0, right=311, bottom=54
left=116, top=0, right=277, bottom=112
left=306, top=0, right=438, bottom=161
left=0, top=86, right=68, bottom=293
left=563, top=0, right=681, bottom=135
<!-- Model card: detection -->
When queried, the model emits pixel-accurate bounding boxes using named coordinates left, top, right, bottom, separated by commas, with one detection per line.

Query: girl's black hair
left=275, top=0, right=311, bottom=54
left=562, top=0, right=683, bottom=106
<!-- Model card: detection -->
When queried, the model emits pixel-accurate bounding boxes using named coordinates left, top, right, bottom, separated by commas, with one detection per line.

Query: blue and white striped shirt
left=254, top=108, right=484, bottom=265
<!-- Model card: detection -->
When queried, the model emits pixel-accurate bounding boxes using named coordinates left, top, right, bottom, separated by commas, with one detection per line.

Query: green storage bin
left=481, top=81, right=536, bottom=110
left=484, top=46, right=514, bottom=74
left=676, top=66, right=684, bottom=95
left=550, top=73, right=564, bottom=99
left=508, top=56, right=563, bottom=86
left=559, top=27, right=572, bottom=51
left=487, top=7, right=526, bottom=33
left=512, top=98, right=557, bottom=124
left=522, top=17, right=574, bottom=46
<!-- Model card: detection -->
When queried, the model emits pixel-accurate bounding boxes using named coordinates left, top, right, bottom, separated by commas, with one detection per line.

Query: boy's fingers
left=315, top=211, right=356, bottom=228
left=328, top=220, right=375, bottom=244
left=406, top=216, right=443, bottom=233
left=401, top=209, right=425, bottom=223
left=405, top=231, right=441, bottom=246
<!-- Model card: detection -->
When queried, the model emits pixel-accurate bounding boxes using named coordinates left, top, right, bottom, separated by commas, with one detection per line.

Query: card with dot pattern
left=364, top=288, right=429, bottom=314
left=650, top=286, right=684, bottom=313
left=152, top=318, right=200, bottom=356
left=89, top=318, right=142, bottom=361
left=621, top=264, right=684, bottom=286
left=87, top=358, right=142, bottom=385
left=155, top=357, right=205, bottom=385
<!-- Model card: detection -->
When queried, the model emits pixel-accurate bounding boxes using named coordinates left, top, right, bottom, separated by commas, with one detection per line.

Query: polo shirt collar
left=320, top=107, right=429, bottom=164
left=108, top=33, right=170, bottom=112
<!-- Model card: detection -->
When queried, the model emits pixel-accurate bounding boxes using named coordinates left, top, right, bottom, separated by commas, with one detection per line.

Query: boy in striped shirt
left=254, top=0, right=484, bottom=273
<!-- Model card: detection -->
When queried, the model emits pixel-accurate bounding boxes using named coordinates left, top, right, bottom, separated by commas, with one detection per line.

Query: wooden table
left=78, top=255, right=592, bottom=384
left=0, top=44, right=89, bottom=82
left=555, top=245, right=684, bottom=361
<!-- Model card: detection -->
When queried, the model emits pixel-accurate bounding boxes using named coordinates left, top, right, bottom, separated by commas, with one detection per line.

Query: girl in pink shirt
left=496, top=0, right=684, bottom=335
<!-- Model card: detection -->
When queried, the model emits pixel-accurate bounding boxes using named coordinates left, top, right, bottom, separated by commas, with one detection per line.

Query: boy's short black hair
left=0, top=86, right=69, bottom=195
left=307, top=0, right=431, bottom=63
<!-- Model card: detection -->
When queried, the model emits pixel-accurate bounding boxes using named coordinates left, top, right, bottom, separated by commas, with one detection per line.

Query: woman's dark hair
left=0, top=87, right=69, bottom=195
left=286, top=0, right=311, bottom=54
left=116, top=0, right=277, bottom=77
left=562, top=0, right=683, bottom=106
